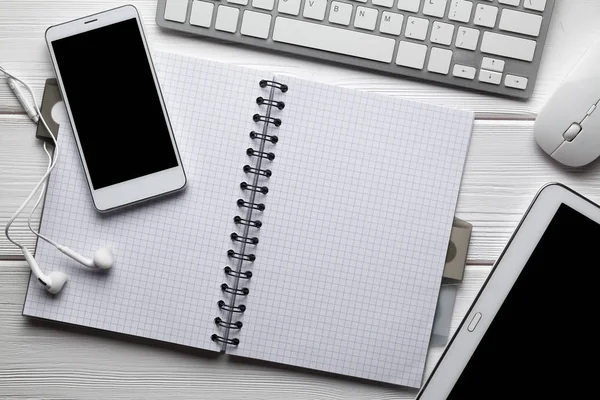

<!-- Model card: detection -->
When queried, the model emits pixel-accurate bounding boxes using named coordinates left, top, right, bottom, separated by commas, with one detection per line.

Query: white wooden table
left=1, top=1, right=600, bottom=398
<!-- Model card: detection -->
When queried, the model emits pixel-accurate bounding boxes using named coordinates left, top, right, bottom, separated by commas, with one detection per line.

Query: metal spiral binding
left=212, top=79, right=286, bottom=349
left=244, top=164, right=272, bottom=177
left=249, top=130, right=278, bottom=144
left=237, top=198, right=265, bottom=211
left=246, top=148, right=275, bottom=161
left=224, top=266, right=252, bottom=279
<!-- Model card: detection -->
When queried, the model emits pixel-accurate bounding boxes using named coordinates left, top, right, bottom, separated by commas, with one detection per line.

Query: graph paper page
left=230, top=75, right=474, bottom=387
left=23, top=52, right=271, bottom=352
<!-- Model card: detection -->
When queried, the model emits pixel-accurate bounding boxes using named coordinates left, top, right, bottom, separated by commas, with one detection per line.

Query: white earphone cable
left=1, top=66, right=60, bottom=251
left=27, top=143, right=60, bottom=248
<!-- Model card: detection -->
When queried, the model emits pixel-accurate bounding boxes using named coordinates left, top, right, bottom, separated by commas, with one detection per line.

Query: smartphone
left=45, top=5, right=186, bottom=212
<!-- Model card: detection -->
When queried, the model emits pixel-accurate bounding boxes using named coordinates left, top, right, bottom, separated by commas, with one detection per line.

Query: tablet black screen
left=448, top=203, right=599, bottom=399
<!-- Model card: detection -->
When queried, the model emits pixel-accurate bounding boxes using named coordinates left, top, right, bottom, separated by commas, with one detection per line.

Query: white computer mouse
left=534, top=39, right=600, bottom=167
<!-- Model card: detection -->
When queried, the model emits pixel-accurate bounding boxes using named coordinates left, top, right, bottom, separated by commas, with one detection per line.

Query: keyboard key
left=453, top=64, right=476, bottom=79
left=397, top=0, right=421, bottom=13
left=396, top=41, right=427, bottom=69
left=499, top=9, right=542, bottom=37
left=241, top=10, right=272, bottom=38
left=423, top=0, right=448, bottom=18
left=481, top=57, right=504, bottom=72
left=272, top=17, right=395, bottom=62
left=329, top=1, right=353, bottom=25
left=405, top=17, right=429, bottom=40
left=431, top=22, right=455, bottom=46
left=448, top=0, right=473, bottom=23
left=480, top=31, right=536, bottom=61
left=164, top=0, right=189, bottom=23
left=499, top=0, right=520, bottom=5
left=228, top=0, right=248, bottom=5
left=303, top=0, right=327, bottom=20
left=380, top=12, right=404, bottom=35
left=455, top=26, right=480, bottom=50
left=505, top=74, right=528, bottom=90
left=253, top=0, right=274, bottom=10
left=349, top=0, right=367, bottom=3
left=278, top=0, right=301, bottom=15
left=523, top=0, right=546, bottom=11
left=428, top=47, right=453, bottom=74
left=354, top=7, right=378, bottom=31
left=190, top=1, right=213, bottom=28
left=372, top=0, right=394, bottom=7
left=479, top=69, right=502, bottom=85
left=215, top=5, right=239, bottom=32
left=474, top=4, right=498, bottom=28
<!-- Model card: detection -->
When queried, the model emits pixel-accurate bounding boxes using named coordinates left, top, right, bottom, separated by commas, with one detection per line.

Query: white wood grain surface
left=1, top=0, right=600, bottom=398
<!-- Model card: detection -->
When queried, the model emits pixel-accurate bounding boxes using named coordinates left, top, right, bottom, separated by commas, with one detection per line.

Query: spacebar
left=272, top=17, right=395, bottom=63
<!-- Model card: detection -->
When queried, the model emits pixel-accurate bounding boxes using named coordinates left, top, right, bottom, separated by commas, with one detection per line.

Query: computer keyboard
left=156, top=0, right=555, bottom=99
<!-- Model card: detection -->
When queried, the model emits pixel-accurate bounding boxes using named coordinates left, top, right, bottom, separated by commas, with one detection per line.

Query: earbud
left=56, top=245, right=114, bottom=270
left=21, top=247, right=67, bottom=294
left=21, top=245, right=113, bottom=294
left=45, top=271, right=68, bottom=294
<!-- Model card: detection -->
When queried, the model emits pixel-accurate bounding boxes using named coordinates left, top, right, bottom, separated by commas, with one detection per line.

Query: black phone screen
left=51, top=18, right=178, bottom=190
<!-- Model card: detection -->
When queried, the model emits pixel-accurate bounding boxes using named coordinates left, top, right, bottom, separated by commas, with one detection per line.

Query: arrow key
left=505, top=74, right=528, bottom=90
left=479, top=68, right=502, bottom=85
left=452, top=64, right=476, bottom=80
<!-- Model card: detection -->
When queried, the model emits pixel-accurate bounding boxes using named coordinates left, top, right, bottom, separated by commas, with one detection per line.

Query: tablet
left=417, top=183, right=600, bottom=399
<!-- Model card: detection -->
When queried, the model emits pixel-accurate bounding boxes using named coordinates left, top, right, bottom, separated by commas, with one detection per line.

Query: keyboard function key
left=448, top=0, right=473, bottom=23
left=481, top=57, right=504, bottom=72
left=372, top=0, right=394, bottom=7
left=474, top=4, right=498, bottom=28
left=405, top=17, right=429, bottom=41
left=431, top=22, right=455, bottom=46
left=215, top=5, right=239, bottom=32
left=479, top=69, right=502, bottom=85
left=499, top=9, right=542, bottom=37
left=480, top=31, right=536, bottom=61
left=523, top=0, right=546, bottom=12
left=272, top=17, right=395, bottom=63
left=396, top=40, right=428, bottom=69
left=241, top=10, right=272, bottom=38
left=253, top=0, right=275, bottom=10
left=423, top=0, right=448, bottom=18
left=499, top=0, right=520, bottom=6
left=164, top=0, right=189, bottom=23
left=303, top=0, right=327, bottom=20
left=278, top=0, right=301, bottom=15
left=505, top=74, right=528, bottom=90
left=455, top=27, right=480, bottom=50
left=452, top=64, right=476, bottom=79
left=380, top=12, right=404, bottom=35
left=428, top=47, right=453, bottom=75
left=397, top=0, right=421, bottom=13
left=354, top=7, right=378, bottom=31
left=190, top=1, right=214, bottom=28
left=329, top=1, right=353, bottom=26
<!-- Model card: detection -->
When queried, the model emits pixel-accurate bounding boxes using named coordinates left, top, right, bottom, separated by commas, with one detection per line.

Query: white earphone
left=1, top=65, right=114, bottom=294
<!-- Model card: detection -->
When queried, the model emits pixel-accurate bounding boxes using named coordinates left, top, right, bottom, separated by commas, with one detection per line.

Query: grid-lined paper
left=229, top=74, right=474, bottom=387
left=23, top=51, right=473, bottom=387
left=23, top=52, right=270, bottom=352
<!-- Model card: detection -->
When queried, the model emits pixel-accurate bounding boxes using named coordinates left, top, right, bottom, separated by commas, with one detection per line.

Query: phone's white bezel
left=417, top=183, right=600, bottom=399
left=45, top=5, right=186, bottom=212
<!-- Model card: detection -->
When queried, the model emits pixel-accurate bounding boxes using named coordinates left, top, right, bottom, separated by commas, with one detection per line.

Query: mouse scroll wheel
left=563, top=123, right=582, bottom=142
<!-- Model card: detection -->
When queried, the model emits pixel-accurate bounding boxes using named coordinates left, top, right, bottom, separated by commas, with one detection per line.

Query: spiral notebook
left=23, top=51, right=473, bottom=388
